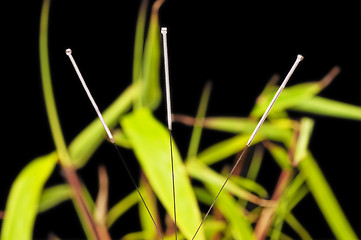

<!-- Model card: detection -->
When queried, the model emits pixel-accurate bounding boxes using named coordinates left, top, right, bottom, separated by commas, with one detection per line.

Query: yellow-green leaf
left=197, top=134, right=255, bottom=166
left=251, top=82, right=323, bottom=119
left=38, top=184, right=71, bottom=213
left=187, top=160, right=268, bottom=206
left=298, top=153, right=358, bottom=240
left=121, top=108, right=205, bottom=240
left=106, top=191, right=139, bottom=228
left=291, top=96, right=361, bottom=121
left=1, top=153, right=57, bottom=240
left=204, top=117, right=293, bottom=144
left=139, top=2, right=162, bottom=109
left=206, top=183, right=254, bottom=240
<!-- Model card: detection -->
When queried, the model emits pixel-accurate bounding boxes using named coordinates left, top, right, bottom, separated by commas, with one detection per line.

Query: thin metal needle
left=247, top=54, right=304, bottom=146
left=65, top=49, right=164, bottom=240
left=161, top=27, right=178, bottom=240
left=191, top=54, right=304, bottom=240
left=65, top=48, right=114, bottom=144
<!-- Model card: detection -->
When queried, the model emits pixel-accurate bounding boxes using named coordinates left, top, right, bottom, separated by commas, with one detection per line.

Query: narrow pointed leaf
left=206, top=183, right=254, bottom=240
left=197, top=134, right=256, bottom=166
left=140, top=3, right=162, bottom=109
left=251, top=82, right=323, bottom=118
left=39, top=0, right=71, bottom=166
left=138, top=177, right=160, bottom=239
left=1, top=153, right=57, bottom=240
left=187, top=82, right=212, bottom=159
left=186, top=160, right=269, bottom=206
left=204, top=117, right=293, bottom=144
left=298, top=153, right=358, bottom=239
left=121, top=108, right=205, bottom=240
left=133, top=0, right=148, bottom=109
left=38, top=184, right=71, bottom=213
left=106, top=190, right=139, bottom=228
left=291, top=96, right=361, bottom=121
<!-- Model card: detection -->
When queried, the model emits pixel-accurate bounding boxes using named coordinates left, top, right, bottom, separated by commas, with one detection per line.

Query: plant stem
left=39, top=1, right=108, bottom=239
left=254, top=169, right=293, bottom=240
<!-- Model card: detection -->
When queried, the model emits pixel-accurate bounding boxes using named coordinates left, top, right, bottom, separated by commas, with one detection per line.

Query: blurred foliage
left=1, top=0, right=360, bottom=239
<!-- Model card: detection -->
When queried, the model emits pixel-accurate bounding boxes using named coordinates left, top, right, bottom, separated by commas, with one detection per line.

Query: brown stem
left=62, top=167, right=103, bottom=240
left=94, top=166, right=112, bottom=240
left=253, top=169, right=293, bottom=240
left=254, top=125, right=301, bottom=239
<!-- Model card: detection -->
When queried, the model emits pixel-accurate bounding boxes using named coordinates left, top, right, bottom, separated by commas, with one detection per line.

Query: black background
left=1, top=0, right=360, bottom=239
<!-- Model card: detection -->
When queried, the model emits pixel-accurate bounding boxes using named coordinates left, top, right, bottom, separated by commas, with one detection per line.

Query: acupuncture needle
left=191, top=54, right=304, bottom=240
left=65, top=48, right=164, bottom=240
left=161, top=27, right=178, bottom=240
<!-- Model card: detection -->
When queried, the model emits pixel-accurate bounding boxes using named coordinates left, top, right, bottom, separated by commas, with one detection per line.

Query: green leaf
left=284, top=213, right=312, bottom=240
left=106, top=190, right=139, bottom=228
left=291, top=96, right=361, bottom=121
left=187, top=82, right=212, bottom=159
left=139, top=3, right=162, bottom=110
left=298, top=153, right=358, bottom=239
left=121, top=108, right=205, bottom=240
left=113, top=129, right=132, bottom=149
left=245, top=145, right=264, bottom=182
left=132, top=0, right=148, bottom=109
left=206, top=183, right=254, bottom=240
left=294, top=118, right=314, bottom=165
left=68, top=84, right=139, bottom=168
left=271, top=174, right=310, bottom=240
left=204, top=117, right=293, bottom=144
left=1, top=153, right=57, bottom=240
left=138, top=177, right=160, bottom=239
left=230, top=176, right=268, bottom=198
left=38, top=184, right=71, bottom=213
left=197, top=134, right=256, bottom=166
left=264, top=142, right=292, bottom=170
left=39, top=0, right=71, bottom=166
left=186, top=160, right=268, bottom=205
left=251, top=82, right=323, bottom=119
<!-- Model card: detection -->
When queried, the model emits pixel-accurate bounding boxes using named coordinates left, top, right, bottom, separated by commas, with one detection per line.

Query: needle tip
left=65, top=48, right=72, bottom=56
left=297, top=54, right=304, bottom=61
left=161, top=27, right=167, bottom=34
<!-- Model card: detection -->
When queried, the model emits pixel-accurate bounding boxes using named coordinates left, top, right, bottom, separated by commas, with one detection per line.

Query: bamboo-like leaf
left=139, top=1, right=163, bottom=109
left=112, top=129, right=132, bottom=149
left=1, top=153, right=57, bottom=240
left=204, top=117, right=293, bottom=144
left=133, top=0, right=148, bottom=109
left=291, top=96, right=361, bottom=121
left=121, top=108, right=205, bottom=240
left=39, top=0, right=71, bottom=166
left=271, top=174, right=310, bottom=240
left=187, top=82, right=212, bottom=160
left=38, top=184, right=71, bottom=213
left=284, top=213, right=312, bottom=240
left=264, top=141, right=292, bottom=170
left=186, top=160, right=269, bottom=206
left=106, top=191, right=139, bottom=229
left=230, top=176, right=268, bottom=198
left=246, top=145, right=264, bottom=181
left=294, top=118, right=314, bottom=165
left=138, top=176, right=161, bottom=239
left=251, top=67, right=340, bottom=119
left=197, top=134, right=256, bottom=166
left=206, top=183, right=254, bottom=240
left=298, top=153, right=358, bottom=239
left=251, top=82, right=323, bottom=119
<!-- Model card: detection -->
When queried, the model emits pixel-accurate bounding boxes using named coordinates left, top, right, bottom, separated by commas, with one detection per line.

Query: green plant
left=1, top=0, right=360, bottom=239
